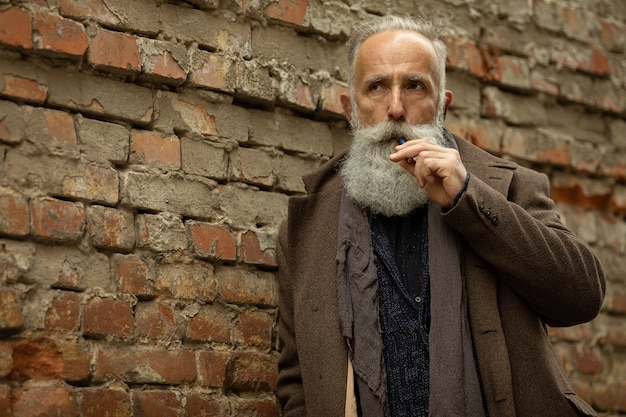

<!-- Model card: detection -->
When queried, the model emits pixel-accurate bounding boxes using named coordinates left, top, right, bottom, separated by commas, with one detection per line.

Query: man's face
left=347, top=30, right=441, bottom=128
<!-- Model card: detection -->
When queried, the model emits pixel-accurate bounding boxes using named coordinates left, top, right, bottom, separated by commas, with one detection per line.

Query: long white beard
left=340, top=120, right=446, bottom=217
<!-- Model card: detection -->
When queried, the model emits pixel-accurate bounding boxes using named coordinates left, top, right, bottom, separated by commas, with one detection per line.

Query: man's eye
left=408, top=82, right=423, bottom=90
left=369, top=83, right=382, bottom=92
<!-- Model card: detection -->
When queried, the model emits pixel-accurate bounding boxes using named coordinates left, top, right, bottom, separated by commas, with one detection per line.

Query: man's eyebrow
left=363, top=75, right=386, bottom=85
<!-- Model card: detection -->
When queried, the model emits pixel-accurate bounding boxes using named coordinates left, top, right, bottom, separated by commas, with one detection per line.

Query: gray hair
left=346, top=16, right=448, bottom=125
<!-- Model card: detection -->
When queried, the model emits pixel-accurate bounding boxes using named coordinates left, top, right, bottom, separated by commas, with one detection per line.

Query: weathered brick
left=76, top=116, right=129, bottom=164
left=87, top=206, right=135, bottom=250
left=133, top=390, right=181, bottom=417
left=226, top=351, right=278, bottom=392
left=45, top=291, right=80, bottom=331
left=497, top=55, right=531, bottom=90
left=212, top=185, right=288, bottom=232
left=188, top=221, right=237, bottom=262
left=94, top=345, right=196, bottom=384
left=232, top=397, right=279, bottom=417
left=26, top=245, right=110, bottom=291
left=266, top=0, right=308, bottom=25
left=138, top=38, right=188, bottom=85
left=611, top=184, right=626, bottom=216
left=130, top=129, right=182, bottom=169
left=31, top=197, right=85, bottom=242
left=0, top=287, right=22, bottom=330
left=197, top=350, right=229, bottom=388
left=57, top=0, right=121, bottom=26
left=481, top=86, right=548, bottom=125
left=275, top=152, right=320, bottom=193
left=320, top=80, right=346, bottom=116
left=120, top=171, right=216, bottom=218
left=156, top=262, right=217, bottom=302
left=0, top=384, right=11, bottom=417
left=47, top=69, right=153, bottom=124
left=160, top=4, right=251, bottom=57
left=215, top=267, right=278, bottom=307
left=186, top=304, right=231, bottom=343
left=12, top=384, right=78, bottom=417
left=9, top=337, right=90, bottom=382
left=598, top=17, right=626, bottom=52
left=0, top=187, right=29, bottom=237
left=186, top=393, right=230, bottom=417
left=234, top=310, right=273, bottom=349
left=502, top=127, right=570, bottom=166
left=599, top=149, right=626, bottom=181
left=80, top=388, right=131, bottom=417
left=240, top=230, right=277, bottom=267
left=467, top=118, right=505, bottom=155
left=135, top=301, right=176, bottom=340
left=248, top=109, right=333, bottom=155
left=33, top=12, right=88, bottom=57
left=113, top=254, right=155, bottom=297
left=154, top=91, right=219, bottom=137
left=83, top=296, right=134, bottom=339
left=88, top=29, right=141, bottom=73
left=0, top=344, right=13, bottom=378
left=533, top=0, right=562, bottom=32
left=574, top=345, right=604, bottom=375
left=191, top=51, right=237, bottom=93
left=551, top=173, right=612, bottom=212
left=0, top=7, right=32, bottom=49
left=562, top=6, right=594, bottom=44
left=181, top=136, right=228, bottom=180
left=230, top=147, right=276, bottom=188
left=0, top=74, right=48, bottom=104
left=136, top=212, right=187, bottom=253
left=235, top=59, right=277, bottom=105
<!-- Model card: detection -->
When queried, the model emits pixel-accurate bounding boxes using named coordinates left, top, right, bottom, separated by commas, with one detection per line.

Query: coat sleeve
left=276, top=220, right=307, bottom=416
left=443, top=166, right=605, bottom=327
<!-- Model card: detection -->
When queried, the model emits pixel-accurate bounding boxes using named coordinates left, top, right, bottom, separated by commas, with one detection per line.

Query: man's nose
left=387, top=88, right=406, bottom=121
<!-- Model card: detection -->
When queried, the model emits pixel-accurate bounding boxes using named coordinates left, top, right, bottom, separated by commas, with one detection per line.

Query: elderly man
left=277, top=15, right=605, bottom=417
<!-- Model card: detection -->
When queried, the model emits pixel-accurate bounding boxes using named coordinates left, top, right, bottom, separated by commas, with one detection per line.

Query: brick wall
left=0, top=0, right=624, bottom=416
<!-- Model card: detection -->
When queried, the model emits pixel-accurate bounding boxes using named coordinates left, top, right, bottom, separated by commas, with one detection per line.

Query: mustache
left=353, top=120, right=444, bottom=146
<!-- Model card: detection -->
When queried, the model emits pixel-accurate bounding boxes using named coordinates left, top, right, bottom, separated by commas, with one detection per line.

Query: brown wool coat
left=277, top=135, right=605, bottom=417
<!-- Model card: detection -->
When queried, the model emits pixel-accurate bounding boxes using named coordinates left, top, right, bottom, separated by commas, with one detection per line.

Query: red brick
left=0, top=188, right=29, bottom=237
left=0, top=287, right=23, bottom=331
left=186, top=304, right=231, bottom=343
left=156, top=262, right=218, bottom=302
left=62, top=163, right=119, bottom=204
left=578, top=48, right=611, bottom=76
left=188, top=222, right=237, bottom=261
left=191, top=53, right=235, bottom=93
left=135, top=302, right=176, bottom=339
left=0, top=7, right=32, bottom=49
left=185, top=393, right=230, bottom=417
left=80, top=388, right=131, bottom=417
left=142, top=46, right=187, bottom=85
left=574, top=345, right=604, bottom=375
left=593, top=380, right=626, bottom=412
left=226, top=351, right=278, bottom=392
left=0, top=384, right=11, bottom=417
left=240, top=230, right=277, bottom=267
left=0, top=343, right=13, bottom=378
left=266, top=0, right=308, bottom=25
left=31, top=197, right=85, bottom=241
left=83, top=296, right=134, bottom=339
left=233, top=397, right=279, bottom=417
left=598, top=17, right=626, bottom=52
left=12, top=384, right=78, bottom=417
left=87, top=206, right=135, bottom=250
left=33, top=12, right=88, bottom=57
left=88, top=29, right=140, bottom=73
left=9, top=337, right=90, bottom=382
left=445, top=36, right=485, bottom=79
left=45, top=291, right=80, bottom=331
left=133, top=390, right=181, bottom=417
left=235, top=310, right=273, bottom=349
left=94, top=346, right=196, bottom=384
left=550, top=177, right=611, bottom=211
left=216, top=267, right=277, bottom=307
left=0, top=74, right=48, bottom=104
left=294, top=78, right=316, bottom=111
left=45, top=109, right=77, bottom=146
left=130, top=130, right=181, bottom=168
left=57, top=0, right=120, bottom=26
left=113, top=254, right=155, bottom=298
left=197, top=350, right=229, bottom=388
left=604, top=326, right=626, bottom=348
left=321, top=81, right=346, bottom=115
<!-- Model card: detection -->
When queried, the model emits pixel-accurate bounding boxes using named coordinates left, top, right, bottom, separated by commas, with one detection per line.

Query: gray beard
left=340, top=121, right=446, bottom=217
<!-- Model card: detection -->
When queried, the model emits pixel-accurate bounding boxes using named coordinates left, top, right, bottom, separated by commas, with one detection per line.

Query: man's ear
left=340, top=92, right=353, bottom=125
left=443, top=90, right=453, bottom=119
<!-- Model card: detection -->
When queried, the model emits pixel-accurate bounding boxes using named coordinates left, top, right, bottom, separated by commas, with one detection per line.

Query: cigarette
left=397, top=137, right=407, bottom=145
